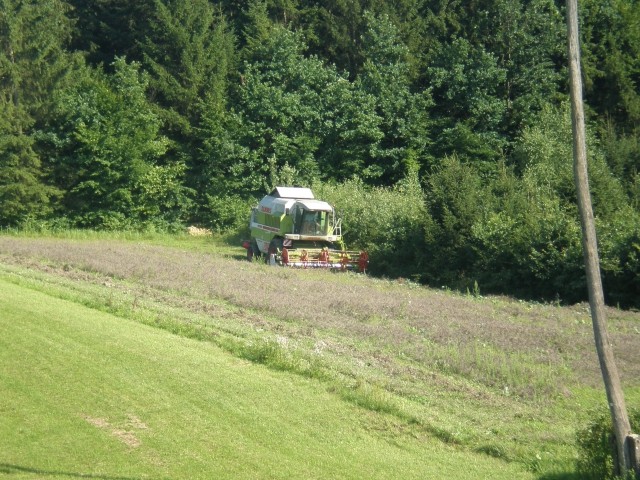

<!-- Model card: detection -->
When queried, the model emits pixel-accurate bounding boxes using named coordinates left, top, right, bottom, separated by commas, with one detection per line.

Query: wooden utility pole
left=565, top=0, right=637, bottom=476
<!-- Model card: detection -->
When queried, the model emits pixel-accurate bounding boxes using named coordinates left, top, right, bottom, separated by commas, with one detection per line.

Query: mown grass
left=1, top=233, right=639, bottom=479
left=0, top=278, right=536, bottom=480
left=0, top=226, right=243, bottom=257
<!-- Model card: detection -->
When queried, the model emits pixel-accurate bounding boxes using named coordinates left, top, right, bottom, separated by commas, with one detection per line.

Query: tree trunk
left=565, top=0, right=635, bottom=476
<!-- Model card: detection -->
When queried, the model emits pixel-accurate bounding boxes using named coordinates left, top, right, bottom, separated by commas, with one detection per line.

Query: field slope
left=0, top=278, right=536, bottom=479
left=1, top=235, right=638, bottom=479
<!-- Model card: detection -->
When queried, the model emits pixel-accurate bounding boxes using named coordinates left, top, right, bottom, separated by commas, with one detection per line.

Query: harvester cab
left=242, top=187, right=368, bottom=272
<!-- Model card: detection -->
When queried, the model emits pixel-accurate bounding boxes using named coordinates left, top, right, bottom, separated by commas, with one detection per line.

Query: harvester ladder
left=333, top=218, right=342, bottom=237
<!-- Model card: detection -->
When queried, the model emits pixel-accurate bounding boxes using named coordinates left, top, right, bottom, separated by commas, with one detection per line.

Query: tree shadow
left=0, top=463, right=148, bottom=480
left=537, top=472, right=584, bottom=480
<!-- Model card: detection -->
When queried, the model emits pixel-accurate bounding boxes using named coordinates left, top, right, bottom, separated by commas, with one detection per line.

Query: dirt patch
left=82, top=414, right=147, bottom=448
left=83, top=416, right=110, bottom=429
left=111, top=429, right=141, bottom=448
left=125, top=413, right=148, bottom=430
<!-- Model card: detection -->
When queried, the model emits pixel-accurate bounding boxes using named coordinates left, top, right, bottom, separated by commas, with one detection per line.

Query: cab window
left=299, top=211, right=327, bottom=235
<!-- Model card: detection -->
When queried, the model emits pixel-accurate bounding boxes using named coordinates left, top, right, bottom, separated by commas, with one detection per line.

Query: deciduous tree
left=49, top=58, right=186, bottom=228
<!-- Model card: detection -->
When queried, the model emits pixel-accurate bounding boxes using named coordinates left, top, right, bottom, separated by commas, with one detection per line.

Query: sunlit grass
left=0, top=225, right=244, bottom=257
left=0, top=277, right=536, bottom=480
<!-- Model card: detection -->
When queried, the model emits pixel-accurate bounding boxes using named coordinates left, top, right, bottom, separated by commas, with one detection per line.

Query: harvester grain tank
left=242, top=187, right=368, bottom=271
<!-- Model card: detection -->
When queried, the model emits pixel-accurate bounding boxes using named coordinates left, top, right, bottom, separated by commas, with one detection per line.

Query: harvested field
left=1, top=236, right=638, bottom=393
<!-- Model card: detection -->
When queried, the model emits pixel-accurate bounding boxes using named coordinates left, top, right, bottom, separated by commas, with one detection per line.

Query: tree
left=0, top=0, right=78, bottom=121
left=49, top=58, right=188, bottom=229
left=580, top=0, right=640, bottom=205
left=357, top=11, right=431, bottom=183
left=580, top=0, right=640, bottom=133
left=470, top=166, right=585, bottom=301
left=142, top=0, right=236, bottom=141
left=510, top=103, right=635, bottom=302
left=227, top=26, right=383, bottom=194
left=424, top=155, right=488, bottom=290
left=427, top=37, right=507, bottom=170
left=225, top=27, right=324, bottom=192
left=513, top=103, right=628, bottom=218
left=468, top=0, right=566, bottom=133
left=421, top=0, right=565, bottom=169
left=240, top=0, right=277, bottom=58
left=0, top=0, right=78, bottom=225
left=0, top=103, right=58, bottom=225
left=67, top=0, right=152, bottom=67
left=295, top=0, right=368, bottom=76
left=139, top=0, right=238, bottom=224
left=314, top=72, right=382, bottom=181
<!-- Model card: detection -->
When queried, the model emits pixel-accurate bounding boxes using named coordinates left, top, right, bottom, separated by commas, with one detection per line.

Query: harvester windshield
left=298, top=210, right=329, bottom=235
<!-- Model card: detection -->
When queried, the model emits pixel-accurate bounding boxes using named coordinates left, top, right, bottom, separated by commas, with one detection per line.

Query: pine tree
left=0, top=102, right=58, bottom=225
left=357, top=11, right=431, bottom=183
left=0, top=0, right=76, bottom=225
left=469, top=0, right=565, bottom=134
left=580, top=0, right=640, bottom=132
left=142, top=0, right=236, bottom=140
left=67, top=0, right=152, bottom=66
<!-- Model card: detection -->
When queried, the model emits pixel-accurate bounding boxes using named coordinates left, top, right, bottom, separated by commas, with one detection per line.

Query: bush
left=423, top=155, right=489, bottom=290
left=576, top=408, right=640, bottom=480
left=597, top=208, right=640, bottom=309
left=201, top=194, right=256, bottom=233
left=471, top=187, right=585, bottom=302
left=313, top=175, right=430, bottom=279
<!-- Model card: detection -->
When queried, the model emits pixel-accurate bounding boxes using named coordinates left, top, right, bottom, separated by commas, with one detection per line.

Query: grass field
left=1, top=233, right=638, bottom=479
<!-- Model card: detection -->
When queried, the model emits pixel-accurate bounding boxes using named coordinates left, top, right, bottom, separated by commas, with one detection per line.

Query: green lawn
left=0, top=278, right=535, bottom=479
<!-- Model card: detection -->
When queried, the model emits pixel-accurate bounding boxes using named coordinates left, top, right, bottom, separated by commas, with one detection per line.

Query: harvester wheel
left=267, top=239, right=283, bottom=265
left=247, top=240, right=260, bottom=262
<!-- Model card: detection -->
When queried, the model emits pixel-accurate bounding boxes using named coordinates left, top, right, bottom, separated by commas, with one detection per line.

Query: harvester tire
left=248, top=240, right=260, bottom=262
left=267, top=239, right=283, bottom=265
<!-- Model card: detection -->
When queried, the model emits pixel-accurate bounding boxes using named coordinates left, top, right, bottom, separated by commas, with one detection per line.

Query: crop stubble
left=1, top=236, right=638, bottom=402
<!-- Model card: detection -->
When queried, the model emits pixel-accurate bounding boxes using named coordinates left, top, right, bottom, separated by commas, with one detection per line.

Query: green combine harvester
left=242, top=187, right=368, bottom=271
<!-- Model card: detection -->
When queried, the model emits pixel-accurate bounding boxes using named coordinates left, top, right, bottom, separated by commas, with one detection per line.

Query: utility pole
left=565, top=0, right=637, bottom=476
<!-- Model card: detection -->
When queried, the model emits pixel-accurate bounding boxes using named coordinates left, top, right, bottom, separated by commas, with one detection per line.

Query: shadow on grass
left=537, top=472, right=584, bottom=480
left=0, top=463, right=147, bottom=480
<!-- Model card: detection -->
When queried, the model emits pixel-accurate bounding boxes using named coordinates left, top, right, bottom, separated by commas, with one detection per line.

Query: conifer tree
left=141, top=0, right=238, bottom=219
left=357, top=11, right=431, bottom=183
left=67, top=0, right=149, bottom=66
left=142, top=0, right=235, bottom=140
left=0, top=102, right=58, bottom=225
left=0, top=0, right=76, bottom=225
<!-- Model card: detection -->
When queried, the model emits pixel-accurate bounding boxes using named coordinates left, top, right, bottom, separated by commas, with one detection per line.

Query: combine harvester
left=242, top=187, right=368, bottom=272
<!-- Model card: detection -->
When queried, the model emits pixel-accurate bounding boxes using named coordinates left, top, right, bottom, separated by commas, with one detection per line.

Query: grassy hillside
left=1, top=278, right=538, bottom=480
left=1, top=233, right=639, bottom=479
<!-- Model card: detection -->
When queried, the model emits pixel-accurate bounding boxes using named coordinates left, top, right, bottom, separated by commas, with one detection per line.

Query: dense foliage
left=1, top=0, right=639, bottom=306
left=576, top=408, right=640, bottom=479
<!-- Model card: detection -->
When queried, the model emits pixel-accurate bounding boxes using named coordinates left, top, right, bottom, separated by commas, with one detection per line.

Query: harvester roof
left=270, top=187, right=314, bottom=199
left=296, top=199, right=333, bottom=212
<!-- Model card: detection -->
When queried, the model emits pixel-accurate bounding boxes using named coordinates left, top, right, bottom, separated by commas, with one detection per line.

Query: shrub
left=423, top=155, right=489, bottom=290
left=313, top=175, right=430, bottom=279
left=576, top=408, right=640, bottom=480
left=597, top=208, right=640, bottom=309
left=201, top=193, right=256, bottom=233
